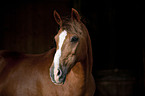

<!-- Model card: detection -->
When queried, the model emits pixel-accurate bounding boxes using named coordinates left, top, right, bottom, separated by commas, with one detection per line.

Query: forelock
left=61, top=18, right=82, bottom=35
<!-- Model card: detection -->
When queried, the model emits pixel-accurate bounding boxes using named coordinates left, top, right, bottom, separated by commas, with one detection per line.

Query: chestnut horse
left=0, top=8, right=95, bottom=96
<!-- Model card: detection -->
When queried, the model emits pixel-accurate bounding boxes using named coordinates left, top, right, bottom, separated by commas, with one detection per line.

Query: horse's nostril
left=57, top=69, right=62, bottom=77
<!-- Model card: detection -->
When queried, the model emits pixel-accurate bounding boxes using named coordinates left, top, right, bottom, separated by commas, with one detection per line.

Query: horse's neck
left=87, top=34, right=93, bottom=73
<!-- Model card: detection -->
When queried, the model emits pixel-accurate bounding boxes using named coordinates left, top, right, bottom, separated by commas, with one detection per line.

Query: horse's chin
left=51, top=78, right=66, bottom=85
left=53, top=82, right=64, bottom=85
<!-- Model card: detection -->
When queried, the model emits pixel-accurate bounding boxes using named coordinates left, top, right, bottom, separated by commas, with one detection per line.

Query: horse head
left=50, top=8, right=89, bottom=85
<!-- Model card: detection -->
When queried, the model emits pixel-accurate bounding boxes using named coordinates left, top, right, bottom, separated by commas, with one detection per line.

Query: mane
left=61, top=18, right=83, bottom=35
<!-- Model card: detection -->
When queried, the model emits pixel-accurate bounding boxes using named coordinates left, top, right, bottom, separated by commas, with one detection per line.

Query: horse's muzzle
left=50, top=66, right=66, bottom=85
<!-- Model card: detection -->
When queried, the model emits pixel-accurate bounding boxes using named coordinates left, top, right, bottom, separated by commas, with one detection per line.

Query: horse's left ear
left=71, top=8, right=81, bottom=22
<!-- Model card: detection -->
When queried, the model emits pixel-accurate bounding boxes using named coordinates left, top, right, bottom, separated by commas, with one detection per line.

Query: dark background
left=0, top=0, right=144, bottom=96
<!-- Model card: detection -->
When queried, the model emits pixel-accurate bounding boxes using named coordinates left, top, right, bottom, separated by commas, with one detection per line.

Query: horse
left=0, top=8, right=95, bottom=96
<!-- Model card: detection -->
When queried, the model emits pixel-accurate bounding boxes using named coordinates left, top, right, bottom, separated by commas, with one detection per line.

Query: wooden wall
left=0, top=0, right=72, bottom=53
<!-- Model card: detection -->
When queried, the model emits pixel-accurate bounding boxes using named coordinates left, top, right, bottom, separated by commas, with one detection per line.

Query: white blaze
left=53, top=30, right=67, bottom=82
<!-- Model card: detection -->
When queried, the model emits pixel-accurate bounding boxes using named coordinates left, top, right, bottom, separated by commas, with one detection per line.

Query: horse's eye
left=70, top=36, right=78, bottom=42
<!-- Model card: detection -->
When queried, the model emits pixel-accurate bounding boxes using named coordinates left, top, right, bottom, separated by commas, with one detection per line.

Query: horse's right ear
left=54, top=10, right=62, bottom=26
